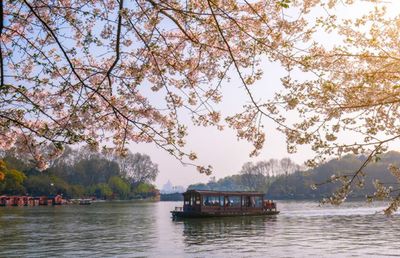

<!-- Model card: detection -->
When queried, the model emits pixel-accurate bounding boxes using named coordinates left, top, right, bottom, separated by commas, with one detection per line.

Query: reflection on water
left=0, top=202, right=158, bottom=257
left=182, top=216, right=277, bottom=244
left=1, top=201, right=400, bottom=257
left=181, top=216, right=279, bottom=255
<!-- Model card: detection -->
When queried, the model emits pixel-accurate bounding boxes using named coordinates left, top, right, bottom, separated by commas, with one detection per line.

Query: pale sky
left=133, top=60, right=313, bottom=189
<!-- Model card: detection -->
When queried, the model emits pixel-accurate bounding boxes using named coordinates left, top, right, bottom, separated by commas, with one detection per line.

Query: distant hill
left=160, top=192, right=183, bottom=201
left=186, top=151, right=400, bottom=200
left=267, top=151, right=400, bottom=200
left=188, top=175, right=248, bottom=191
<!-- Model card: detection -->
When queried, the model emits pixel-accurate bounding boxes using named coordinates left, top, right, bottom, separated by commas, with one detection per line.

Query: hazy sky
left=130, top=0, right=400, bottom=189
left=134, top=60, right=312, bottom=188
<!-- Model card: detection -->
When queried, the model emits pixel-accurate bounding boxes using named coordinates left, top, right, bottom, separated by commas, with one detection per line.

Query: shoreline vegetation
left=0, top=147, right=160, bottom=201
left=186, top=151, right=400, bottom=202
left=3, top=148, right=400, bottom=204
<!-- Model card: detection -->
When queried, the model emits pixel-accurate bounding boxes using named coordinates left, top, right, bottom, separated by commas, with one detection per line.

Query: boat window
left=224, top=196, right=230, bottom=206
left=242, top=196, right=251, bottom=207
left=224, top=196, right=241, bottom=207
left=184, top=195, right=190, bottom=206
left=202, top=196, right=220, bottom=206
left=249, top=196, right=262, bottom=208
left=254, top=196, right=262, bottom=208
left=229, top=196, right=241, bottom=207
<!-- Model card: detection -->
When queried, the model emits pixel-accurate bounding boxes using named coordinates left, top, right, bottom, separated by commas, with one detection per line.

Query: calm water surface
left=0, top=201, right=399, bottom=257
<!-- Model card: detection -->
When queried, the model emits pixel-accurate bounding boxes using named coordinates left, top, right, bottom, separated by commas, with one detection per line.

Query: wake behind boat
left=171, top=190, right=279, bottom=219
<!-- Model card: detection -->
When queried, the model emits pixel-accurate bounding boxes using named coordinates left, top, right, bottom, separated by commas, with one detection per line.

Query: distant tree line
left=188, top=158, right=300, bottom=193
left=160, top=193, right=184, bottom=201
left=0, top=147, right=159, bottom=199
left=188, top=152, right=400, bottom=201
left=267, top=152, right=400, bottom=200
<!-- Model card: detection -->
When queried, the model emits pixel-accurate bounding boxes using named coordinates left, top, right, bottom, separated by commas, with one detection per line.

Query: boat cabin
left=183, top=190, right=266, bottom=213
left=172, top=190, right=278, bottom=218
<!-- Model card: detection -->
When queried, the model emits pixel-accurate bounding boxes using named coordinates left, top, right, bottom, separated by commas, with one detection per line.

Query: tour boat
left=171, top=190, right=279, bottom=219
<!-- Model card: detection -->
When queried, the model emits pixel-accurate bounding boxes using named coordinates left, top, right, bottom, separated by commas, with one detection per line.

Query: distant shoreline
left=159, top=193, right=371, bottom=202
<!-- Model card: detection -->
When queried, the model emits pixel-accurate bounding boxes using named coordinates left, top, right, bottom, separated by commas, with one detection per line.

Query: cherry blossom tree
left=3, top=0, right=400, bottom=212
left=0, top=0, right=318, bottom=172
left=265, top=1, right=400, bottom=214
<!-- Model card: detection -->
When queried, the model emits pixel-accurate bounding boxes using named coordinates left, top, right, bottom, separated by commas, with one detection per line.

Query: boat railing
left=174, top=206, right=183, bottom=211
left=263, top=200, right=277, bottom=211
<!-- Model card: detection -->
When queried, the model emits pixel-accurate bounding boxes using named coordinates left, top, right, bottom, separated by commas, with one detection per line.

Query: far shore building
left=161, top=180, right=185, bottom=194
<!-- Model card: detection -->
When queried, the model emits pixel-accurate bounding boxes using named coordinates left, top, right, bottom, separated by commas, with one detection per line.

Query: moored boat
left=78, top=199, right=92, bottom=205
left=0, top=195, right=66, bottom=206
left=171, top=190, right=279, bottom=219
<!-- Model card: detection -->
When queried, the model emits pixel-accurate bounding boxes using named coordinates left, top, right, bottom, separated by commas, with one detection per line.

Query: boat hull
left=171, top=210, right=279, bottom=219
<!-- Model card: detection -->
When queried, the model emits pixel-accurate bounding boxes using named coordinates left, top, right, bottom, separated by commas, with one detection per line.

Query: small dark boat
left=171, top=190, right=279, bottom=219
left=79, top=199, right=92, bottom=205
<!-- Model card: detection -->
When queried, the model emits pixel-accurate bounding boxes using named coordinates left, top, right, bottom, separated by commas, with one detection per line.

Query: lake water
left=1, top=201, right=399, bottom=257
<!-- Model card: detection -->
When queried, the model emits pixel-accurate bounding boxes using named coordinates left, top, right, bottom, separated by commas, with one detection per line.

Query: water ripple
left=1, top=201, right=400, bottom=257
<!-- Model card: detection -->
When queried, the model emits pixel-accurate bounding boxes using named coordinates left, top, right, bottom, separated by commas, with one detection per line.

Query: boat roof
left=184, top=190, right=264, bottom=196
